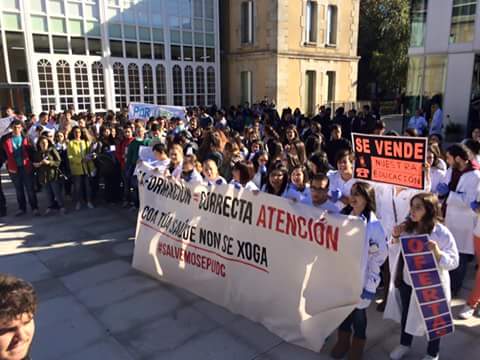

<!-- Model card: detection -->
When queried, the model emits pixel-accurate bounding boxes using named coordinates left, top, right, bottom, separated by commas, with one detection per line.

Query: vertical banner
left=0, top=116, right=14, bottom=136
left=128, top=102, right=186, bottom=120
left=400, top=235, right=455, bottom=341
left=352, top=133, right=427, bottom=190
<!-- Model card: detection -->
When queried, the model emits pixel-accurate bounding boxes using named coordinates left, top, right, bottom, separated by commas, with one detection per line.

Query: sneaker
left=87, top=202, right=95, bottom=209
left=390, top=345, right=411, bottom=360
left=458, top=304, right=475, bottom=320
left=421, top=355, right=439, bottom=360
left=75, top=202, right=82, bottom=211
left=15, top=210, right=26, bottom=217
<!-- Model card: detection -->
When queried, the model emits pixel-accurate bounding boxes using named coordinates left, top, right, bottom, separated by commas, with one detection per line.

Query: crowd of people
left=0, top=99, right=479, bottom=360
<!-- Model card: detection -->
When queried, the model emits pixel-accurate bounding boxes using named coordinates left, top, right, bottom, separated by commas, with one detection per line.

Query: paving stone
left=0, top=253, right=52, bottom=282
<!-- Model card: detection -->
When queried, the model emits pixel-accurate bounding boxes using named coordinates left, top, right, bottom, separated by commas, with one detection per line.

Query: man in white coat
left=437, top=143, right=480, bottom=296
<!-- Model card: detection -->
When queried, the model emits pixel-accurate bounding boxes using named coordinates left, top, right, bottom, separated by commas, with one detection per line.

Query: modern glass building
left=0, top=0, right=220, bottom=114
left=406, top=0, right=480, bottom=134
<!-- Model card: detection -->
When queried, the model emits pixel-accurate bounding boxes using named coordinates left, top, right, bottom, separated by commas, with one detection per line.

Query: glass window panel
left=205, top=0, right=214, bottom=19
left=86, top=21, right=101, bottom=36
left=92, top=61, right=105, bottom=110
left=194, top=18, right=203, bottom=31
left=3, top=13, right=21, bottom=30
left=50, top=17, right=66, bottom=33
left=180, top=0, right=192, bottom=17
left=37, top=59, right=55, bottom=110
left=171, top=30, right=181, bottom=43
left=71, top=37, right=86, bottom=54
left=109, top=23, right=122, bottom=38
left=183, top=31, right=193, bottom=45
left=110, top=39, right=123, bottom=57
left=196, top=66, right=205, bottom=106
left=194, top=32, right=204, bottom=45
left=185, top=66, right=194, bottom=94
left=123, top=8, right=135, bottom=24
left=166, top=1, right=178, bottom=15
left=410, top=0, right=428, bottom=47
left=85, top=4, right=99, bottom=19
left=206, top=47, right=214, bottom=62
left=170, top=16, right=181, bottom=29
left=205, top=20, right=214, bottom=32
left=125, top=41, right=138, bottom=58
left=0, top=37, right=6, bottom=82
left=107, top=7, right=120, bottom=21
left=56, top=60, right=73, bottom=109
left=153, top=43, right=165, bottom=59
left=152, top=13, right=163, bottom=27
left=128, top=63, right=141, bottom=102
left=171, top=45, right=182, bottom=61
left=33, top=34, right=50, bottom=53
left=140, top=42, right=152, bottom=59
left=195, top=47, right=204, bottom=61
left=450, top=0, right=477, bottom=43
left=205, top=33, right=214, bottom=46
left=75, top=61, right=90, bottom=111
left=52, top=35, right=68, bottom=53
left=31, top=15, right=48, bottom=32
left=30, top=0, right=46, bottom=12
left=49, top=0, right=64, bottom=15
left=241, top=1, right=254, bottom=44
left=423, top=55, right=447, bottom=102
left=182, top=17, right=192, bottom=30
left=5, top=31, right=28, bottom=82
left=193, top=0, right=203, bottom=18
left=142, top=64, right=154, bottom=103
left=69, top=19, right=83, bottom=35
left=124, top=25, right=136, bottom=39
left=113, top=62, right=127, bottom=109
left=3, top=0, right=19, bottom=9
left=156, top=64, right=167, bottom=104
left=183, top=46, right=193, bottom=61
left=152, top=28, right=164, bottom=42
left=88, top=38, right=102, bottom=55
left=138, top=27, right=151, bottom=40
left=68, top=2, right=82, bottom=17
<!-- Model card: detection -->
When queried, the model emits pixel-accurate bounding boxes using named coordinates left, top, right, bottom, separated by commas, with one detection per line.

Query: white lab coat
left=430, top=166, right=446, bottom=195
left=282, top=183, right=311, bottom=203
left=356, top=212, right=388, bottom=309
left=328, top=171, right=356, bottom=209
left=444, top=169, right=480, bottom=254
left=384, top=223, right=459, bottom=336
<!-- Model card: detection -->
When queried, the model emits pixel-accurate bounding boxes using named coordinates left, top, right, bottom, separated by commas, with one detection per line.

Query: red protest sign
left=352, top=133, right=427, bottom=190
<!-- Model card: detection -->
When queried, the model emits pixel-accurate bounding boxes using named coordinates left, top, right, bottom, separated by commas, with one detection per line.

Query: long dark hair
left=232, top=160, right=254, bottom=186
left=404, top=193, right=442, bottom=235
left=264, top=163, right=288, bottom=195
left=341, top=181, right=376, bottom=220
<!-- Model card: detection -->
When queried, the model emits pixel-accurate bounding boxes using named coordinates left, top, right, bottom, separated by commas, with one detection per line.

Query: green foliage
left=358, top=0, right=410, bottom=98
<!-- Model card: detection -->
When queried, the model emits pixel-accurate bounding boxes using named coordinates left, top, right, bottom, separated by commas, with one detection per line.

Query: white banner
left=132, top=165, right=367, bottom=352
left=0, top=116, right=14, bottom=136
left=128, top=103, right=185, bottom=120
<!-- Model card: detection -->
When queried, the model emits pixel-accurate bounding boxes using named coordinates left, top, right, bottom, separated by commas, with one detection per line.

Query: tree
left=358, top=0, right=410, bottom=100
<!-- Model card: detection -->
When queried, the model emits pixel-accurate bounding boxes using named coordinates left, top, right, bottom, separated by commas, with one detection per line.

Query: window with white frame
left=142, top=64, right=154, bottom=104
left=113, top=62, right=127, bottom=109
left=56, top=60, right=74, bottom=110
left=241, top=71, right=252, bottom=105
left=156, top=64, right=167, bottom=105
left=185, top=66, right=194, bottom=106
left=207, top=66, right=216, bottom=105
left=241, top=1, right=254, bottom=44
left=91, top=61, right=105, bottom=110
left=128, top=63, right=141, bottom=102
left=326, top=5, right=338, bottom=46
left=37, top=59, right=56, bottom=111
left=173, top=65, right=183, bottom=106
left=305, top=1, right=318, bottom=43
left=450, top=0, right=477, bottom=43
left=196, top=66, right=205, bottom=105
left=75, top=61, right=90, bottom=111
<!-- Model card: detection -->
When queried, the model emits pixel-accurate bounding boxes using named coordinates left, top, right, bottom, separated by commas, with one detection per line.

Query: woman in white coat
left=385, top=193, right=459, bottom=360
left=330, top=182, right=387, bottom=360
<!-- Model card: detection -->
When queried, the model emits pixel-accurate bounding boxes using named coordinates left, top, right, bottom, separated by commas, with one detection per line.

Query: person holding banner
left=202, top=158, right=227, bottom=186
left=331, top=182, right=387, bottom=360
left=386, top=193, right=459, bottom=360
left=328, top=149, right=356, bottom=209
left=282, top=165, right=311, bottom=203
left=301, top=174, right=339, bottom=213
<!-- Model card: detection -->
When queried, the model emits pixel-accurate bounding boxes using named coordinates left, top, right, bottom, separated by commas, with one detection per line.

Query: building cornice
left=223, top=49, right=360, bottom=62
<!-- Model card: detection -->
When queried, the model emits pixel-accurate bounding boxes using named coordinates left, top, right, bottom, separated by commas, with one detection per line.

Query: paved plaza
left=0, top=171, right=479, bottom=360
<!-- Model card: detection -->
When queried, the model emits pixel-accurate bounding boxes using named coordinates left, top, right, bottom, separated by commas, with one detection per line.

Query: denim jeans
left=72, top=175, right=92, bottom=204
left=450, top=253, right=474, bottom=296
left=0, top=170, right=6, bottom=213
left=46, top=179, right=64, bottom=208
left=9, top=167, right=38, bottom=212
left=338, top=308, right=367, bottom=339
left=399, top=280, right=440, bottom=357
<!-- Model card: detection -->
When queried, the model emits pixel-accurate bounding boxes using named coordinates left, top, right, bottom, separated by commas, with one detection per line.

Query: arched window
left=128, top=63, right=141, bottom=102
left=75, top=61, right=90, bottom=111
left=37, top=59, right=55, bottom=111
left=156, top=64, right=167, bottom=105
left=113, top=62, right=127, bottom=109
left=184, top=66, right=194, bottom=106
left=196, top=66, right=205, bottom=106
left=172, top=65, right=183, bottom=106
left=207, top=66, right=216, bottom=106
left=56, top=60, right=73, bottom=110
left=91, top=62, right=105, bottom=110
left=142, top=64, right=154, bottom=104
